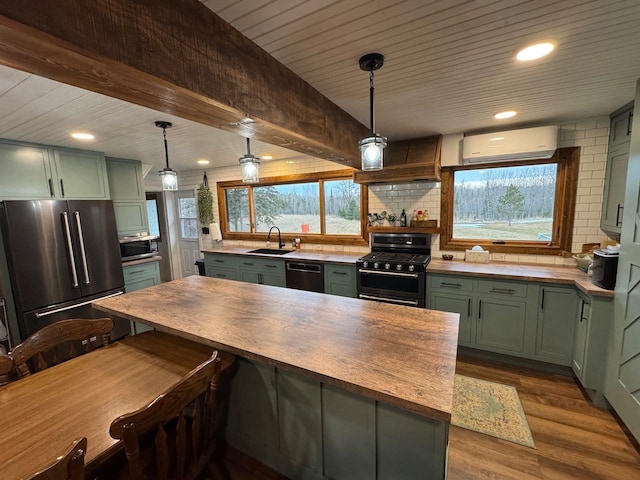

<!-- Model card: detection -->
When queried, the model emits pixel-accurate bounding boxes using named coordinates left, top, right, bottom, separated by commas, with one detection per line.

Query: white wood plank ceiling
left=1, top=0, right=640, bottom=173
left=206, top=0, right=640, bottom=138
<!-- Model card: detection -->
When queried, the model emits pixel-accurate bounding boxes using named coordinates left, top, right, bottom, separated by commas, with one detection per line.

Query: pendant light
left=155, top=121, right=178, bottom=191
left=358, top=53, right=387, bottom=171
left=239, top=137, right=260, bottom=183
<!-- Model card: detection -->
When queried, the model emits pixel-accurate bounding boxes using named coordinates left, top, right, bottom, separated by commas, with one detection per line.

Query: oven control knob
left=363, top=261, right=369, bottom=268
left=385, top=263, right=391, bottom=270
left=408, top=265, right=415, bottom=272
left=373, top=262, right=379, bottom=269
left=396, top=264, right=403, bottom=271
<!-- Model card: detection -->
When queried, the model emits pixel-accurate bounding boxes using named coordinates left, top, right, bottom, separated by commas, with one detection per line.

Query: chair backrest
left=110, top=351, right=222, bottom=480
left=27, top=437, right=87, bottom=480
left=10, top=318, right=114, bottom=378
left=0, top=353, right=13, bottom=386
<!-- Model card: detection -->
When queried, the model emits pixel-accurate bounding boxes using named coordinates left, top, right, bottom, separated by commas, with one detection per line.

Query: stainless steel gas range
left=356, top=232, right=431, bottom=307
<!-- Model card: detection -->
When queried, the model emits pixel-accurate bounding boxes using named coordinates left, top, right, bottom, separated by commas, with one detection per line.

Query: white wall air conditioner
left=462, top=126, right=558, bottom=164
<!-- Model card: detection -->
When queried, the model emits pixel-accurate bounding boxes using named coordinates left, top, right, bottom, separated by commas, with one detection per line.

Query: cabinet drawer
left=205, top=265, right=237, bottom=280
left=204, top=253, right=238, bottom=268
left=477, top=279, right=527, bottom=298
left=430, top=275, right=473, bottom=292
left=326, top=264, right=356, bottom=283
left=238, top=256, right=285, bottom=273
left=123, top=262, right=160, bottom=283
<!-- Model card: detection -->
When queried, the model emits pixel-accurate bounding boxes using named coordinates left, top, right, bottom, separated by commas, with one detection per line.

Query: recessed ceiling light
left=516, top=42, right=555, bottom=61
left=197, top=159, right=210, bottom=165
left=285, top=160, right=296, bottom=165
left=70, top=132, right=94, bottom=141
left=494, top=111, right=517, bottom=119
left=261, top=155, right=273, bottom=160
left=490, top=137, right=505, bottom=141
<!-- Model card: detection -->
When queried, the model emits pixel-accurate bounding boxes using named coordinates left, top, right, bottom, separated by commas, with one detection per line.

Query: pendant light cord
left=246, top=137, right=251, bottom=155
left=162, top=127, right=170, bottom=170
left=369, top=70, right=375, bottom=135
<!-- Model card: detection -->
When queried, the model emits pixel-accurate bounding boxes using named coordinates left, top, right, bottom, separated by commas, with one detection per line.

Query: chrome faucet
left=267, top=226, right=286, bottom=249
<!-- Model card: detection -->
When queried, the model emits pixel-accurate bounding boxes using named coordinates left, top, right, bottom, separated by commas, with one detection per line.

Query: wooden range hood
left=353, top=135, right=442, bottom=185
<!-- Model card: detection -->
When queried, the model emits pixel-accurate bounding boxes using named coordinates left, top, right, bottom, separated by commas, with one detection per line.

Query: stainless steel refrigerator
left=0, top=200, right=130, bottom=342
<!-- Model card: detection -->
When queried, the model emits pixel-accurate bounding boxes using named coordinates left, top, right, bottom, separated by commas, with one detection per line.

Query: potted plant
left=387, top=213, right=397, bottom=226
left=197, top=173, right=214, bottom=234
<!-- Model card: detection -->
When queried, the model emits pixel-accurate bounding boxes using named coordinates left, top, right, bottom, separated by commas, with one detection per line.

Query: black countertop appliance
left=592, top=249, right=619, bottom=290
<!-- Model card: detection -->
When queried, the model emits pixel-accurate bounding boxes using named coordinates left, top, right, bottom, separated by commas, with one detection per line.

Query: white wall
left=144, top=116, right=615, bottom=265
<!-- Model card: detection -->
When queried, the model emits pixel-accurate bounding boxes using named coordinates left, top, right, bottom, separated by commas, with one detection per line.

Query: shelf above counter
left=367, top=226, right=441, bottom=234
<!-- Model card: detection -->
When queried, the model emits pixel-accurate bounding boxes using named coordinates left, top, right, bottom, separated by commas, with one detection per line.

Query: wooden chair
left=0, top=353, right=13, bottom=386
left=109, top=351, right=223, bottom=480
left=10, top=318, right=114, bottom=378
left=27, top=437, right=87, bottom=480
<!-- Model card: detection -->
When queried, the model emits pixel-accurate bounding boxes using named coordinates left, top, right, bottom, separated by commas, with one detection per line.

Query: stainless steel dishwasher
left=285, top=261, right=324, bottom=293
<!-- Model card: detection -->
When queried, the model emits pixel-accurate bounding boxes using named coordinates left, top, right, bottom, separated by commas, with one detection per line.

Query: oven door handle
left=358, top=294, right=419, bottom=306
left=358, top=269, right=419, bottom=279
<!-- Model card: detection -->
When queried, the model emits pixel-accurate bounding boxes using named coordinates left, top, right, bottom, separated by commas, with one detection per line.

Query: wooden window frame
left=217, top=169, right=368, bottom=246
left=440, top=147, right=580, bottom=255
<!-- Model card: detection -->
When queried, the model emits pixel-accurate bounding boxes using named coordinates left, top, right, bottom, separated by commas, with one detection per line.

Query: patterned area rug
left=452, top=375, right=536, bottom=448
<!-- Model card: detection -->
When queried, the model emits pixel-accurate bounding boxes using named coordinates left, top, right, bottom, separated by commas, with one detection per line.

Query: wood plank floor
left=217, top=354, right=640, bottom=479
left=448, top=354, right=640, bottom=480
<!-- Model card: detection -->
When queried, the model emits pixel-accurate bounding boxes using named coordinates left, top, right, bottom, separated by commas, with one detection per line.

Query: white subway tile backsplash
left=160, top=116, right=614, bottom=265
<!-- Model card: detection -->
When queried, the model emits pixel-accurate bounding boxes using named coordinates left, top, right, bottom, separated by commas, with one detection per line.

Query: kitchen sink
left=247, top=248, right=293, bottom=255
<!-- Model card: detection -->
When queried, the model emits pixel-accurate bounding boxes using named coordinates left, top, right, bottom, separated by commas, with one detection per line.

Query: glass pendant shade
left=358, top=53, right=386, bottom=172
left=155, top=120, right=177, bottom=191
left=239, top=137, right=260, bottom=183
left=239, top=154, right=260, bottom=183
left=359, top=134, right=387, bottom=171
left=159, top=168, right=178, bottom=190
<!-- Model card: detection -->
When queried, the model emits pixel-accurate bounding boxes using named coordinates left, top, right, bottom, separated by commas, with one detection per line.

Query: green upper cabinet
left=0, top=140, right=54, bottom=199
left=0, top=140, right=110, bottom=200
left=52, top=148, right=109, bottom=199
left=106, top=157, right=148, bottom=236
left=602, top=102, right=634, bottom=234
left=608, top=102, right=634, bottom=149
left=106, top=157, right=145, bottom=201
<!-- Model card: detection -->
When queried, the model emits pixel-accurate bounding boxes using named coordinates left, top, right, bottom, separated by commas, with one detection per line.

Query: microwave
left=119, top=234, right=159, bottom=262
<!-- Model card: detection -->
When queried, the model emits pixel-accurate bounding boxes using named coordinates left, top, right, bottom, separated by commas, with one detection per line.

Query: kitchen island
left=94, top=275, right=459, bottom=480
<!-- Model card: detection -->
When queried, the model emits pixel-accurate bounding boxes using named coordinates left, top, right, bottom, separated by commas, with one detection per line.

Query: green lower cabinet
left=573, top=295, right=612, bottom=407
left=237, top=258, right=285, bottom=287
left=224, top=358, right=449, bottom=480
left=204, top=253, right=238, bottom=280
left=123, top=261, right=160, bottom=334
left=534, top=286, right=577, bottom=366
left=226, top=358, right=279, bottom=471
left=324, top=264, right=356, bottom=298
left=475, top=295, right=528, bottom=354
left=322, top=386, right=375, bottom=480
left=572, top=294, right=590, bottom=380
left=277, top=371, right=323, bottom=477
left=429, top=291, right=473, bottom=346
left=377, top=403, right=448, bottom=480
left=238, top=269, right=261, bottom=284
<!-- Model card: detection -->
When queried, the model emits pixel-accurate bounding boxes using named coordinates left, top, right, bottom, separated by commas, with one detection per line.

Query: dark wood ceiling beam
left=0, top=0, right=368, bottom=166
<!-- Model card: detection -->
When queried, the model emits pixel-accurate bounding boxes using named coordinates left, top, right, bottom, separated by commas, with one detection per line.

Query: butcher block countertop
left=202, top=246, right=612, bottom=297
left=426, top=259, right=614, bottom=298
left=94, top=275, right=460, bottom=423
left=202, top=245, right=363, bottom=265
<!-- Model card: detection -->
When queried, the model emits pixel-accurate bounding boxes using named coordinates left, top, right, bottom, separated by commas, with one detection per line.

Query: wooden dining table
left=0, top=331, right=219, bottom=480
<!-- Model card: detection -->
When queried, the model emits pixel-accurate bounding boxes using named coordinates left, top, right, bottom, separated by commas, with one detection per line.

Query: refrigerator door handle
left=74, top=211, right=91, bottom=285
left=34, top=291, right=124, bottom=318
left=62, top=212, right=80, bottom=288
